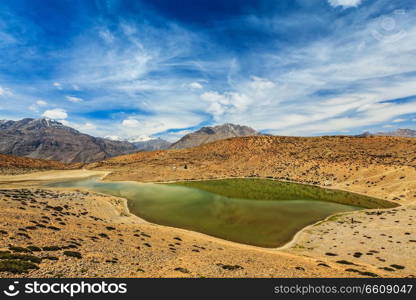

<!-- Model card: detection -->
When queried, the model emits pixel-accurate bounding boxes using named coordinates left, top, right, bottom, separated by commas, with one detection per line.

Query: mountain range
left=105, top=135, right=172, bottom=152
left=169, top=123, right=259, bottom=149
left=1, top=118, right=414, bottom=163
left=358, top=128, right=416, bottom=138
left=0, top=119, right=259, bottom=163
left=0, top=118, right=137, bottom=163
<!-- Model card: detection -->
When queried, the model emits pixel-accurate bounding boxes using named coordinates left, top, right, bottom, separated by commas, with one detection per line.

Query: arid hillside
left=0, top=187, right=370, bottom=278
left=0, top=154, right=75, bottom=175
left=87, top=135, right=416, bottom=204
left=0, top=118, right=138, bottom=163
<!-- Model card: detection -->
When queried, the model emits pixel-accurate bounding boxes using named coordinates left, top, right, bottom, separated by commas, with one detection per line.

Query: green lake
left=49, top=178, right=394, bottom=248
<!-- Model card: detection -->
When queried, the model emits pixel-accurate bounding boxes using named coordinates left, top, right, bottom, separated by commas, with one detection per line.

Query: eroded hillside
left=87, top=135, right=416, bottom=204
left=0, top=154, right=75, bottom=175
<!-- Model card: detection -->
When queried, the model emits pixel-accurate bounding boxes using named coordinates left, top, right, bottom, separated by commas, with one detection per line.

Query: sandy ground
left=0, top=186, right=368, bottom=278
left=286, top=204, right=416, bottom=278
left=0, top=169, right=414, bottom=278
left=0, top=169, right=108, bottom=184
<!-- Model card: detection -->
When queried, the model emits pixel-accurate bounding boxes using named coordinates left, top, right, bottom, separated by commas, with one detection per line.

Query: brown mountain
left=169, top=123, right=258, bottom=149
left=86, top=134, right=416, bottom=211
left=0, top=118, right=137, bottom=163
left=87, top=135, right=416, bottom=201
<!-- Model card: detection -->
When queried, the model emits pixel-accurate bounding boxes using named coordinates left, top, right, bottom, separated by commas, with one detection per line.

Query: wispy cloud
left=28, top=100, right=48, bottom=112
left=0, top=0, right=415, bottom=139
left=188, top=82, right=204, bottom=89
left=36, top=100, right=47, bottom=106
left=328, top=0, right=363, bottom=8
left=0, top=86, right=13, bottom=97
left=66, top=96, right=83, bottom=103
left=53, top=82, right=62, bottom=89
left=199, top=2, right=416, bottom=135
left=42, top=108, right=68, bottom=120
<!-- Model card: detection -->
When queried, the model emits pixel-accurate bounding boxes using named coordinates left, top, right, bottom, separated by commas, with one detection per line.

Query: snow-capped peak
left=128, top=135, right=156, bottom=143
left=104, top=135, right=124, bottom=141
left=29, top=118, right=66, bottom=128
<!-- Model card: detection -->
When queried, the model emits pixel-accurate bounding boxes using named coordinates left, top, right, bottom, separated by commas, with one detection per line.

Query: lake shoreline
left=153, top=176, right=399, bottom=208
left=0, top=169, right=401, bottom=249
left=0, top=169, right=414, bottom=277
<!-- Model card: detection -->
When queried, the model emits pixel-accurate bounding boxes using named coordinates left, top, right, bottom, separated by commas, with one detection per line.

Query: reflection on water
left=50, top=177, right=364, bottom=247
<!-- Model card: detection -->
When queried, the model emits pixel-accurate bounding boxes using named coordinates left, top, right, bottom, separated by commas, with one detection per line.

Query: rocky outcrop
left=0, top=118, right=137, bottom=163
left=169, top=123, right=258, bottom=149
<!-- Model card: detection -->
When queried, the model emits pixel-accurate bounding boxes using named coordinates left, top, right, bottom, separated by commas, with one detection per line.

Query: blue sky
left=1, top=0, right=416, bottom=141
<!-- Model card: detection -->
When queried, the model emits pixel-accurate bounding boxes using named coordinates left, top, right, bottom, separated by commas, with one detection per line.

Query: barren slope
left=0, top=187, right=394, bottom=278
left=0, top=118, right=137, bottom=163
left=0, top=154, right=75, bottom=175
left=87, top=135, right=416, bottom=204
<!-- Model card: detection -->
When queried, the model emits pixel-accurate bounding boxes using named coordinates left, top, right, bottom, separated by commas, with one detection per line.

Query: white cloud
left=213, top=7, right=416, bottom=135
left=28, top=105, right=37, bottom=112
left=189, top=82, right=203, bottom=89
left=65, top=33, right=154, bottom=87
left=99, top=29, right=114, bottom=43
left=42, top=108, right=68, bottom=120
left=248, top=77, right=275, bottom=91
left=328, top=0, right=363, bottom=8
left=200, top=76, right=277, bottom=121
left=79, top=122, right=96, bottom=130
left=128, top=135, right=156, bottom=142
left=13, top=2, right=414, bottom=139
left=200, top=91, right=252, bottom=120
left=65, top=96, right=83, bottom=103
left=41, top=20, right=229, bottom=138
left=122, top=119, right=141, bottom=128
left=53, top=82, right=62, bottom=89
left=36, top=100, right=47, bottom=106
left=60, top=120, right=97, bottom=134
left=168, top=129, right=192, bottom=137
left=120, top=22, right=137, bottom=36
left=0, top=86, right=13, bottom=96
left=158, top=129, right=193, bottom=142
left=105, top=135, right=123, bottom=141
left=29, top=100, right=48, bottom=112
left=115, top=113, right=204, bottom=141
left=383, top=124, right=393, bottom=128
left=392, top=118, right=406, bottom=123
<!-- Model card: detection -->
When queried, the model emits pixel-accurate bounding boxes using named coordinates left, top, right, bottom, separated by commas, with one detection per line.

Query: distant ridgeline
left=0, top=119, right=258, bottom=163
left=169, top=123, right=259, bottom=149
left=1, top=118, right=413, bottom=164
left=0, top=118, right=169, bottom=163
left=357, top=128, right=416, bottom=138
